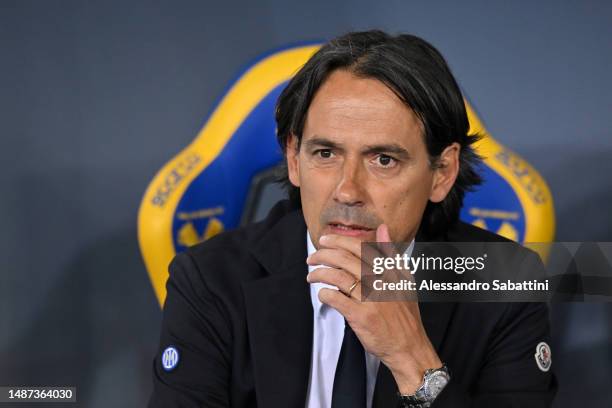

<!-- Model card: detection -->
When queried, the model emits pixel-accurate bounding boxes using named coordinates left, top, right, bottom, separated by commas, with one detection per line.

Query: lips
left=328, top=222, right=373, bottom=231
left=325, top=221, right=375, bottom=238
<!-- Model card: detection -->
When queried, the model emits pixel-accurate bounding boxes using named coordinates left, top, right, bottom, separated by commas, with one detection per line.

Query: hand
left=306, top=224, right=442, bottom=394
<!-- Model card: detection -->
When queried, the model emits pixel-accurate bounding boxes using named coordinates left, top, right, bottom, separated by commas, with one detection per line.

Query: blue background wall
left=1, top=0, right=611, bottom=406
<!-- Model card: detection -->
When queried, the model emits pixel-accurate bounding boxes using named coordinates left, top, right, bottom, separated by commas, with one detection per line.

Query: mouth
left=326, top=221, right=375, bottom=237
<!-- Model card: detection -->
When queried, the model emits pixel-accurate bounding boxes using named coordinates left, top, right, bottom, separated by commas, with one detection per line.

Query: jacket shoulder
left=447, top=221, right=515, bottom=243
left=177, top=199, right=300, bottom=287
left=185, top=199, right=295, bottom=256
left=446, top=221, right=543, bottom=277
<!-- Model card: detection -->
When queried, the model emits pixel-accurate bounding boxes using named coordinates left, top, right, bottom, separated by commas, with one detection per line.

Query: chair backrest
left=138, top=44, right=555, bottom=306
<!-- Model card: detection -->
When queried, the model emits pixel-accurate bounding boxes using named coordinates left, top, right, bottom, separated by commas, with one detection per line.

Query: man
left=149, top=30, right=557, bottom=407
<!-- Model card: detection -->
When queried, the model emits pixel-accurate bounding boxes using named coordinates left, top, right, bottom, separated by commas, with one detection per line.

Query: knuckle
left=318, top=288, right=331, bottom=303
left=341, top=250, right=354, bottom=265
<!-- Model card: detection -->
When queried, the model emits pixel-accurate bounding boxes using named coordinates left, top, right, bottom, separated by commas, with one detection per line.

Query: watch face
left=424, top=371, right=449, bottom=399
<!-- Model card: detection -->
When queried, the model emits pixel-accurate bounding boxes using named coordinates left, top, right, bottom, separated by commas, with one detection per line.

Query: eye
left=314, top=149, right=334, bottom=159
left=374, top=154, right=397, bottom=168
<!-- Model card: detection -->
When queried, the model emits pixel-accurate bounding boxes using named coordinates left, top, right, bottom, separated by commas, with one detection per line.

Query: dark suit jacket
left=149, top=200, right=557, bottom=407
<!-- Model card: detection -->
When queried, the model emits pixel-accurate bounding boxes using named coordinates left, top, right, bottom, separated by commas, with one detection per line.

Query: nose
left=333, top=156, right=366, bottom=207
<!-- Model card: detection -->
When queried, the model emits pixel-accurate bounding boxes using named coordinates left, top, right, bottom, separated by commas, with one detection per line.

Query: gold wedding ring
left=347, top=279, right=360, bottom=297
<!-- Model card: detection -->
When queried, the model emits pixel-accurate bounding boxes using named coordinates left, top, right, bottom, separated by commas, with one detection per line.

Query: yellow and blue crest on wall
left=138, top=43, right=555, bottom=306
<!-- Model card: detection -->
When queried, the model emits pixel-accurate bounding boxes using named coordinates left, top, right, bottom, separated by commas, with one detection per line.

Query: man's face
left=286, top=69, right=458, bottom=248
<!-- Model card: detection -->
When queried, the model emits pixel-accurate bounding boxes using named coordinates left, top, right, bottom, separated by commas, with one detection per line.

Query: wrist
left=389, top=351, right=442, bottom=394
left=397, top=365, right=451, bottom=408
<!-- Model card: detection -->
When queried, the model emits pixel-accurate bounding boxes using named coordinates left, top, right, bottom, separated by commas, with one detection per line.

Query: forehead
left=302, top=69, right=423, bottom=146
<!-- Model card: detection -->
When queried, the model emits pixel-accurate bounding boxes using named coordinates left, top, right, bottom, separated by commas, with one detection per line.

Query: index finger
left=318, top=233, right=363, bottom=259
left=319, top=225, right=399, bottom=268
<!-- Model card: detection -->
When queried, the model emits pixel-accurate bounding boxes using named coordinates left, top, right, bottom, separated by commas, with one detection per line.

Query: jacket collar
left=248, top=200, right=307, bottom=276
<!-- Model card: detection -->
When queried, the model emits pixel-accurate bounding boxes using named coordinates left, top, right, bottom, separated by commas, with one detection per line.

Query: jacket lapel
left=243, top=208, right=314, bottom=408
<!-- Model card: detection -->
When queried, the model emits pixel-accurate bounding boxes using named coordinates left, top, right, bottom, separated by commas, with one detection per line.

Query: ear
left=286, top=133, right=301, bottom=188
left=429, top=142, right=460, bottom=203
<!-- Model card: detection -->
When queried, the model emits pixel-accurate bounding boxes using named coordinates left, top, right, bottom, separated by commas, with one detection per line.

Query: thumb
left=376, top=224, right=398, bottom=258
left=376, top=223, right=392, bottom=243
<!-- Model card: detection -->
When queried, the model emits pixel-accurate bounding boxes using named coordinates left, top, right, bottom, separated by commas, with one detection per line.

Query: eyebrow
left=304, top=136, right=412, bottom=160
left=303, top=136, right=341, bottom=150
left=362, top=143, right=411, bottom=160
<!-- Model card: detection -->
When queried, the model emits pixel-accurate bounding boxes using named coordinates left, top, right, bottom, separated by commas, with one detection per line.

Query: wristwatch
left=397, top=364, right=450, bottom=408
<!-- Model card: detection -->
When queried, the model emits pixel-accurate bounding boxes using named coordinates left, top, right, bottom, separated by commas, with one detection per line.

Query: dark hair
left=274, top=30, right=482, bottom=238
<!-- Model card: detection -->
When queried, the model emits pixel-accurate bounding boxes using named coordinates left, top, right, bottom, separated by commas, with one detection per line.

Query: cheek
left=373, top=173, right=433, bottom=238
left=375, top=171, right=432, bottom=208
left=297, top=160, right=336, bottom=226
left=298, top=158, right=338, bottom=192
